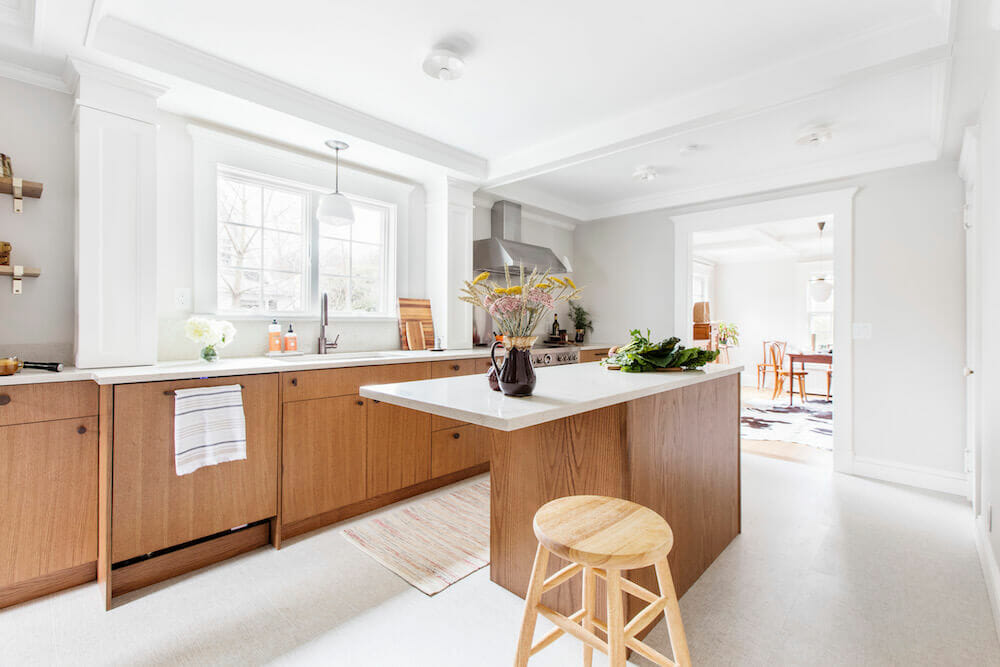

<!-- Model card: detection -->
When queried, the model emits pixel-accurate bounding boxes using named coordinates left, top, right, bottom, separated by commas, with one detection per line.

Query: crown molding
left=92, top=16, right=488, bottom=179
left=0, top=59, right=70, bottom=93
left=584, top=142, right=936, bottom=221
left=65, top=57, right=169, bottom=98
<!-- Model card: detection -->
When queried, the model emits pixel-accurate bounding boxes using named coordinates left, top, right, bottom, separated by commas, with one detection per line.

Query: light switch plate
left=852, top=323, right=872, bottom=340
left=174, top=287, right=192, bottom=310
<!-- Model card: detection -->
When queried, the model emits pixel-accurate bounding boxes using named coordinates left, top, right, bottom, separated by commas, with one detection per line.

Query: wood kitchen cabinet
left=366, top=399, right=431, bottom=497
left=282, top=395, right=368, bottom=524
left=431, top=424, right=493, bottom=478
left=0, top=381, right=99, bottom=609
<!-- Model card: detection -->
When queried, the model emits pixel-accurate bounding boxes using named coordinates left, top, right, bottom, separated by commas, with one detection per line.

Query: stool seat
left=534, top=496, right=673, bottom=570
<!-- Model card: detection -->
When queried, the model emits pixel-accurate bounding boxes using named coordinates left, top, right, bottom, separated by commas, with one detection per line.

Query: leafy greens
left=603, top=329, right=719, bottom=372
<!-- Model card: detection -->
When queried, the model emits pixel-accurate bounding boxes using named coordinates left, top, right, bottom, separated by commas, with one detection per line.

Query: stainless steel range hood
left=473, top=201, right=569, bottom=275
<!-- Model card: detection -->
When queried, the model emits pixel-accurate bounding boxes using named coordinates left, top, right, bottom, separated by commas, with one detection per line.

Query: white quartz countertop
left=0, top=343, right=617, bottom=386
left=360, top=362, right=743, bottom=431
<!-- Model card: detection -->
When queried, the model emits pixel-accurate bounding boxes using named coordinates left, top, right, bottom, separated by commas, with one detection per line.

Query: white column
left=71, top=60, right=165, bottom=368
left=425, top=176, right=475, bottom=349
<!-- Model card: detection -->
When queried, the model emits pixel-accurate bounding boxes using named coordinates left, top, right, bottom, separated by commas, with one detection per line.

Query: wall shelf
left=0, top=266, right=40, bottom=277
left=0, top=177, right=43, bottom=199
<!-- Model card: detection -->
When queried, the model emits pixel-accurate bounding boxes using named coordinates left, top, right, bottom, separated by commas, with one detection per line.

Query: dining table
left=787, top=351, right=833, bottom=405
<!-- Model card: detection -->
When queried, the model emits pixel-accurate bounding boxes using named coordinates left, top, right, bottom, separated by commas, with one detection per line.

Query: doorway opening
left=672, top=188, right=856, bottom=473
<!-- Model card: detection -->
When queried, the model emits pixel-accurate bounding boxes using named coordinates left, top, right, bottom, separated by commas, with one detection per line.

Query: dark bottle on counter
left=551, top=314, right=559, bottom=336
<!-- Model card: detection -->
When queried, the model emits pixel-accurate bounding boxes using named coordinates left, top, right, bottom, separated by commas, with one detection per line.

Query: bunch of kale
left=604, top=329, right=719, bottom=372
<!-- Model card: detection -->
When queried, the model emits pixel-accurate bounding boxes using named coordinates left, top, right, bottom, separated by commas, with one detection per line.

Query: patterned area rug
left=341, top=478, right=490, bottom=595
left=741, top=399, right=833, bottom=450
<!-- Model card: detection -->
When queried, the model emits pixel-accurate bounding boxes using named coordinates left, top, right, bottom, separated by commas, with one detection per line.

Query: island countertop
left=360, top=362, right=743, bottom=431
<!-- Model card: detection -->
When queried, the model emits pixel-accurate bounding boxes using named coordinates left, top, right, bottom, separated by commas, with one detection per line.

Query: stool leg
left=605, top=569, right=626, bottom=666
left=514, top=543, right=550, bottom=666
left=654, top=558, right=691, bottom=667
left=582, top=566, right=596, bottom=667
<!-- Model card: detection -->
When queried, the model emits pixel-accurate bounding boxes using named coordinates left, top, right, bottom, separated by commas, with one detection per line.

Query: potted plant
left=718, top=321, right=740, bottom=347
left=568, top=301, right=593, bottom=343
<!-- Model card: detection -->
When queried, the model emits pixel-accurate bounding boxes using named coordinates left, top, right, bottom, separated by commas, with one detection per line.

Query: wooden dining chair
left=772, top=344, right=807, bottom=403
left=757, top=341, right=786, bottom=390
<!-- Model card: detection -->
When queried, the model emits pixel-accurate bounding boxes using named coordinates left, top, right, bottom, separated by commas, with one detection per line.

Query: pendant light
left=808, top=221, right=833, bottom=302
left=317, top=140, right=355, bottom=227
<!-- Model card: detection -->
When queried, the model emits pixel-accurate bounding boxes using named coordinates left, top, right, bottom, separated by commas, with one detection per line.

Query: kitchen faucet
left=318, top=292, right=340, bottom=354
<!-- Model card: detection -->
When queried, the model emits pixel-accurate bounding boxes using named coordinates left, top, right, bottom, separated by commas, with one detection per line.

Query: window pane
left=218, top=179, right=261, bottom=226
left=319, top=275, right=348, bottom=312
left=262, top=229, right=303, bottom=272
left=351, top=206, right=384, bottom=244
left=351, top=242, right=381, bottom=281
left=351, top=278, right=378, bottom=312
left=218, top=223, right=261, bottom=269
left=262, top=189, right=303, bottom=233
left=262, top=270, right=303, bottom=312
left=319, top=237, right=349, bottom=276
left=218, top=268, right=261, bottom=312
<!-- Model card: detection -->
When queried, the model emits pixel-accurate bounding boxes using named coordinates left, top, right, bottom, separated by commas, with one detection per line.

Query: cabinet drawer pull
left=451, top=364, right=460, bottom=371
left=290, top=378, right=298, bottom=386
left=452, top=432, right=461, bottom=439
left=77, top=425, right=87, bottom=434
left=0, top=394, right=9, bottom=406
left=356, top=400, right=364, bottom=406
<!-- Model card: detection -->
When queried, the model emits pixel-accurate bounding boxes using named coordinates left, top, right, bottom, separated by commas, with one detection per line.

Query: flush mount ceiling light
left=632, top=165, right=658, bottom=182
left=422, top=49, right=465, bottom=81
left=317, top=140, right=354, bottom=227
left=796, top=124, right=833, bottom=146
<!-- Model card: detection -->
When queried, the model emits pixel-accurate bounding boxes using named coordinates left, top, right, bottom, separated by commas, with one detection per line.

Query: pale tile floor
left=3, top=455, right=998, bottom=666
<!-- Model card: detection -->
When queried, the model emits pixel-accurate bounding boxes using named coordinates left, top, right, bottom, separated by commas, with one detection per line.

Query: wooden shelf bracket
left=0, top=265, right=41, bottom=294
left=0, top=177, right=43, bottom=213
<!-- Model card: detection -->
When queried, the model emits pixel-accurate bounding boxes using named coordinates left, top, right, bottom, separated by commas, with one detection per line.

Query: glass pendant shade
left=317, top=191, right=355, bottom=226
left=810, top=278, right=834, bottom=303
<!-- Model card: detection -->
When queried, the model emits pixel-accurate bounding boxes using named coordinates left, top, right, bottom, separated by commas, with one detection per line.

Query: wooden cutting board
left=404, top=320, right=426, bottom=351
left=398, top=298, right=435, bottom=350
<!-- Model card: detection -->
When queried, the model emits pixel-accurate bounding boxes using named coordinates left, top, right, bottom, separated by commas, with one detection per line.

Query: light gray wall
left=573, top=209, right=675, bottom=345
left=0, top=78, right=75, bottom=363
left=575, top=161, right=966, bottom=479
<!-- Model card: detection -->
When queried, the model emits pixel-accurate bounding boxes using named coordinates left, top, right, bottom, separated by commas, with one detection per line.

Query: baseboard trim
left=0, top=562, right=96, bottom=609
left=975, top=516, right=1000, bottom=644
left=850, top=456, right=967, bottom=496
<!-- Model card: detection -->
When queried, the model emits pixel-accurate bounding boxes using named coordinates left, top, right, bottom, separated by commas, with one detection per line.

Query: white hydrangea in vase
left=185, top=316, right=236, bottom=362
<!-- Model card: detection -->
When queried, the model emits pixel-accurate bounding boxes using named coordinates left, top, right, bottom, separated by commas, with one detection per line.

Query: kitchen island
left=361, top=362, right=742, bottom=623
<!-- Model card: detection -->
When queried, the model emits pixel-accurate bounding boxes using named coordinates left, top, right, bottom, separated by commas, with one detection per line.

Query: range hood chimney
left=473, top=201, right=569, bottom=275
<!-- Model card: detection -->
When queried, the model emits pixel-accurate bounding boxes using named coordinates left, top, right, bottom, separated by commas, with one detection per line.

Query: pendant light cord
left=335, top=148, right=340, bottom=194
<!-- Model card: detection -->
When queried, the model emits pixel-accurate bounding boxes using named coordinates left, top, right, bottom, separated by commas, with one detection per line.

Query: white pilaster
left=70, top=59, right=166, bottom=368
left=425, top=176, right=475, bottom=349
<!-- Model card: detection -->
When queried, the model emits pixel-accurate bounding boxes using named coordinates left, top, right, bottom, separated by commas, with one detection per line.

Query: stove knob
left=543, top=354, right=552, bottom=365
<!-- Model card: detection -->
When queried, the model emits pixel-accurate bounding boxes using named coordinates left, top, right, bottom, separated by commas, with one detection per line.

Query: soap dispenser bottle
left=283, top=324, right=298, bottom=352
left=268, top=319, right=282, bottom=352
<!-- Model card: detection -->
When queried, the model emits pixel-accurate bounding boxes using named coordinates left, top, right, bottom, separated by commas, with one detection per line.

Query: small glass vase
left=200, top=345, right=219, bottom=363
left=489, top=335, right=537, bottom=397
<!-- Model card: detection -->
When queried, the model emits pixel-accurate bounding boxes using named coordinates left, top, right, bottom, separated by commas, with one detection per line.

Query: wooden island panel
left=489, top=373, right=740, bottom=625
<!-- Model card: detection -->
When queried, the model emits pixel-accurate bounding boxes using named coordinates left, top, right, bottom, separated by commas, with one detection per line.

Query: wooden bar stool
left=514, top=496, right=691, bottom=667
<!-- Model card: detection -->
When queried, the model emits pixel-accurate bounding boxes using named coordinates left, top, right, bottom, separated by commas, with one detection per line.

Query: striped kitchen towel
left=173, top=385, right=247, bottom=476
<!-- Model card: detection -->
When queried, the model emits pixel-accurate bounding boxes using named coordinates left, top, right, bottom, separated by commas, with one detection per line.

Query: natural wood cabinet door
left=282, top=395, right=368, bottom=524
left=431, top=424, right=492, bottom=478
left=366, top=401, right=431, bottom=497
left=111, top=374, right=279, bottom=563
left=431, top=358, right=478, bottom=378
left=0, top=417, right=98, bottom=587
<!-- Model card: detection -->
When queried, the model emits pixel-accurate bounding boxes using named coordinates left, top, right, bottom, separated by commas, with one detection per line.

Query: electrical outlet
left=174, top=287, right=192, bottom=310
left=852, top=323, right=872, bottom=340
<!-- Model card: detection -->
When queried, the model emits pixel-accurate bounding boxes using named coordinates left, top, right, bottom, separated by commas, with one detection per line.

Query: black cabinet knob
left=77, top=425, right=87, bottom=434
left=357, top=400, right=364, bottom=406
left=290, top=378, right=298, bottom=386
left=451, top=364, right=460, bottom=371
left=0, top=394, right=9, bottom=406
left=452, top=432, right=460, bottom=439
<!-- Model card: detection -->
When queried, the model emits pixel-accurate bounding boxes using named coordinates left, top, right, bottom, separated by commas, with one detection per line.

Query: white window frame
left=211, top=164, right=398, bottom=319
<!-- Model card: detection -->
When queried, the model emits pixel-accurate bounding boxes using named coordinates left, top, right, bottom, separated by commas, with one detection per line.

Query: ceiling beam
left=483, top=10, right=953, bottom=189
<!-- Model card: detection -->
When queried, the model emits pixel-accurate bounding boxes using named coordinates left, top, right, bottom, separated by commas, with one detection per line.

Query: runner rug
left=341, top=478, right=490, bottom=595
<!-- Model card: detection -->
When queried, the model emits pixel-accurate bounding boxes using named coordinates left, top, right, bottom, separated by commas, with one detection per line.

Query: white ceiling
left=0, top=0, right=981, bottom=221
left=693, top=217, right=834, bottom=264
